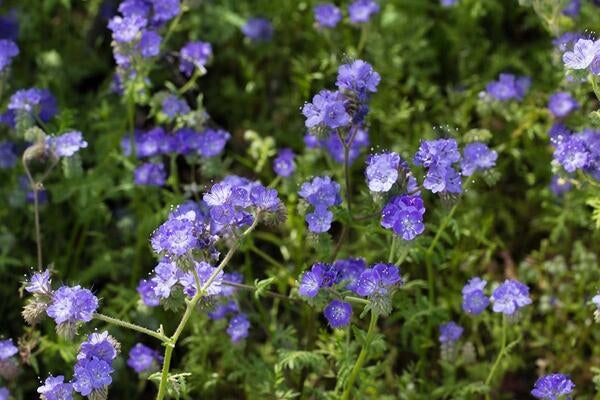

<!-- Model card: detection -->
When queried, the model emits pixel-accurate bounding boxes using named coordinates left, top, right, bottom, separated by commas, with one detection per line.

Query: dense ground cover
left=0, top=0, right=600, bottom=399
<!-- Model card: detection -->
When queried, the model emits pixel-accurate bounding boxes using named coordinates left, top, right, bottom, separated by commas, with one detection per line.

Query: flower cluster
left=413, top=138, right=462, bottom=194
left=299, top=176, right=342, bottom=233
left=47, top=131, right=88, bottom=158
left=304, top=127, right=370, bottom=165
left=530, top=373, right=575, bottom=399
left=548, top=92, right=579, bottom=118
left=272, top=148, right=296, bottom=177
left=485, top=73, right=531, bottom=101
left=550, top=124, right=600, bottom=178
left=0, top=39, right=18, bottom=72
left=461, top=277, right=490, bottom=315
left=365, top=152, right=402, bottom=192
left=490, top=279, right=532, bottom=316
left=8, top=88, right=57, bottom=123
left=127, top=343, right=162, bottom=374
left=460, top=142, right=497, bottom=176
left=381, top=195, right=426, bottom=240
left=241, top=17, right=273, bottom=42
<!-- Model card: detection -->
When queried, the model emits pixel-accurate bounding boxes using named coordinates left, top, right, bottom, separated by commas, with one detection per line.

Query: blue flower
left=0, top=39, right=18, bottom=71
left=273, top=148, right=296, bottom=177
left=305, top=206, right=334, bottom=233
left=48, top=131, right=88, bottom=157
left=108, top=15, right=147, bottom=43
left=127, top=343, right=162, bottom=374
left=336, top=60, right=381, bottom=98
left=77, top=331, right=118, bottom=363
left=365, top=152, right=401, bottom=192
left=0, top=140, right=17, bottom=169
left=138, top=30, right=161, bottom=58
left=439, top=321, right=463, bottom=343
left=323, top=300, right=352, bottom=328
left=134, top=162, right=167, bottom=186
left=354, top=263, right=402, bottom=297
left=485, top=73, right=531, bottom=101
left=348, top=0, right=380, bottom=24
left=227, top=313, right=250, bottom=342
left=72, top=358, right=114, bottom=397
left=241, top=18, right=273, bottom=42
left=460, top=142, right=497, bottom=176
left=162, top=95, right=190, bottom=118
left=137, top=279, right=160, bottom=307
left=563, top=38, right=600, bottom=74
left=25, top=269, right=52, bottom=294
left=37, top=375, right=73, bottom=400
left=0, top=339, right=17, bottom=360
left=150, top=217, right=198, bottom=257
left=8, top=88, right=58, bottom=122
left=197, top=128, right=230, bottom=157
left=548, top=92, right=579, bottom=118
left=302, top=89, right=351, bottom=130
left=462, top=277, right=489, bottom=315
left=381, top=195, right=426, bottom=240
left=46, top=285, right=98, bottom=325
left=299, top=176, right=342, bottom=208
left=314, top=4, right=342, bottom=28
left=531, top=373, right=575, bottom=399
left=490, top=279, right=532, bottom=315
left=179, top=41, right=212, bottom=77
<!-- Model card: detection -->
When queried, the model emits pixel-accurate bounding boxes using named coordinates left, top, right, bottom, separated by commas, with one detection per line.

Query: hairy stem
left=93, top=313, right=168, bottom=342
left=485, top=315, right=507, bottom=389
left=155, top=217, right=260, bottom=400
left=341, top=311, right=379, bottom=400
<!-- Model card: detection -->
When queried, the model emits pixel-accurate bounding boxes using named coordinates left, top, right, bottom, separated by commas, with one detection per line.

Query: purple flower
left=273, top=148, right=296, bottom=177
left=119, top=0, right=151, bottom=18
left=78, top=332, right=118, bottom=363
left=299, top=176, right=342, bottom=208
left=302, top=89, right=351, bottom=130
left=334, top=258, right=367, bottom=292
left=563, top=39, right=600, bottom=73
left=203, top=180, right=254, bottom=230
left=0, top=12, right=18, bottom=40
left=150, top=260, right=181, bottom=299
left=197, top=128, right=230, bottom=157
left=462, top=277, right=489, bottom=315
left=209, top=301, right=239, bottom=320
left=414, top=138, right=462, bottom=193
left=72, top=358, right=113, bottom=397
left=180, top=261, right=223, bottom=297
left=151, top=217, right=198, bottom=257
left=0, top=340, right=17, bottom=360
left=305, top=206, right=334, bottom=233
left=37, top=375, right=73, bottom=400
left=138, top=30, right=161, bottom=58
left=179, top=41, right=212, bottom=77
left=134, top=162, right=167, bottom=186
left=48, top=131, right=88, bottom=157
left=25, top=269, right=52, bottom=294
left=490, top=279, right=532, bottom=315
left=365, top=152, right=401, bottom=192
left=150, top=0, right=180, bottom=24
left=548, top=92, right=579, bottom=118
left=323, top=300, right=352, bottom=328
left=108, top=15, right=147, bottom=43
left=318, top=127, right=370, bottom=164
left=0, top=39, right=18, bottom=71
left=314, top=4, right=342, bottom=29
left=46, top=285, right=98, bottom=325
left=241, top=17, right=273, bottom=42
left=8, top=88, right=58, bottom=122
left=227, top=313, right=250, bottom=342
left=439, top=321, right=463, bottom=343
left=137, top=279, right=160, bottom=307
left=553, top=135, right=589, bottom=173
left=162, top=95, right=190, bottom=118
left=553, top=32, right=583, bottom=52
left=0, top=141, right=17, bottom=168
left=531, top=373, right=575, bottom=399
left=336, top=60, right=381, bottom=98
left=485, top=73, right=531, bottom=101
left=381, top=195, right=426, bottom=240
left=562, top=0, right=580, bottom=15
left=440, top=0, right=458, bottom=6
left=348, top=0, right=380, bottom=23
left=250, top=185, right=282, bottom=211
left=0, top=388, right=7, bottom=400
left=460, top=142, right=497, bottom=176
left=298, top=262, right=341, bottom=297
left=354, top=263, right=402, bottom=297
left=550, top=175, right=572, bottom=196
left=127, top=343, right=162, bottom=373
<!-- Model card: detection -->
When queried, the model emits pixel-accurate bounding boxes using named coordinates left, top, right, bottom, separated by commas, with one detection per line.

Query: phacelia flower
left=490, top=279, right=532, bottom=315
left=0, top=141, right=17, bottom=169
left=137, top=279, right=160, bottom=307
left=302, top=89, right=351, bottom=131
left=0, top=39, right=18, bottom=72
left=348, top=0, right=380, bottom=23
left=0, top=388, right=7, bottom=400
left=151, top=217, right=198, bottom=257
left=365, top=151, right=401, bottom=192
left=305, top=206, right=334, bottom=233
left=550, top=175, right=572, bottom=196
left=562, top=39, right=600, bottom=74
left=197, top=128, right=230, bottom=157
left=553, top=134, right=589, bottom=173
left=485, top=73, right=531, bottom=101
left=336, top=60, right=381, bottom=99
left=150, top=0, right=180, bottom=24
left=127, top=343, right=162, bottom=374
left=381, top=194, right=426, bottom=240
left=203, top=180, right=254, bottom=230
left=273, top=148, right=296, bottom=177
left=179, top=41, right=212, bottom=77
left=440, top=0, right=458, bottom=6
left=227, top=313, right=250, bottom=342
left=138, top=30, right=161, bottom=58
left=531, top=373, right=575, bottom=399
left=0, top=340, right=17, bottom=360
left=354, top=263, right=402, bottom=297
left=562, top=0, right=580, bottom=16
left=249, top=185, right=283, bottom=212
left=25, top=269, right=52, bottom=294
left=298, top=262, right=341, bottom=298
left=462, top=277, right=490, bottom=315
left=180, top=261, right=223, bottom=297
left=72, top=357, right=114, bottom=397
left=460, top=142, right=497, bottom=176
left=162, top=95, right=190, bottom=118
left=548, top=92, right=579, bottom=118
left=46, top=285, right=98, bottom=325
left=241, top=17, right=273, bottom=42
left=77, top=331, right=118, bottom=364
left=553, top=32, right=583, bottom=53
left=299, top=176, right=342, bottom=208
left=37, top=375, right=73, bottom=400
left=209, top=300, right=239, bottom=320
left=134, top=162, right=167, bottom=186
left=439, top=321, right=463, bottom=343
left=314, top=3, right=342, bottom=28
left=323, top=299, right=352, bottom=328
left=334, top=258, right=367, bottom=292
left=48, top=131, right=88, bottom=157
left=414, top=138, right=462, bottom=193
left=108, top=14, right=147, bottom=43
left=8, top=88, right=58, bottom=122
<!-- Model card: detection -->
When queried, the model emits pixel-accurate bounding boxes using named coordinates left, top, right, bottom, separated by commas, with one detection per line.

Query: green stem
left=178, top=69, right=203, bottom=94
left=249, top=244, right=285, bottom=269
left=155, top=217, right=260, bottom=400
left=344, top=296, right=370, bottom=306
left=356, top=24, right=369, bottom=57
left=169, top=154, right=181, bottom=195
left=341, top=311, right=379, bottom=400
left=93, top=313, right=168, bottom=342
left=485, top=315, right=507, bottom=388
